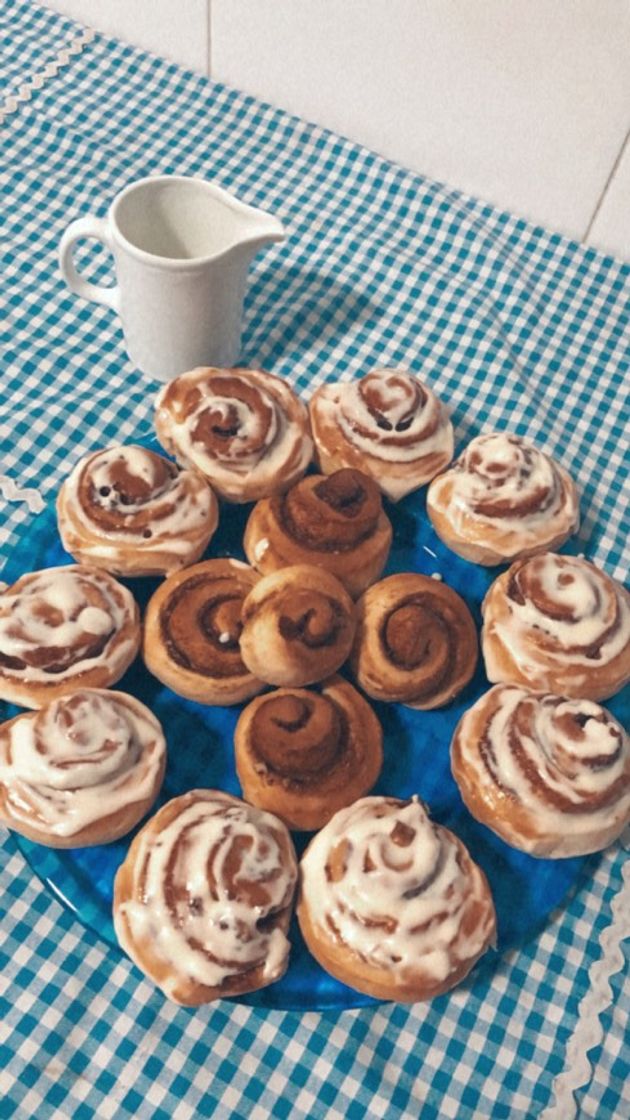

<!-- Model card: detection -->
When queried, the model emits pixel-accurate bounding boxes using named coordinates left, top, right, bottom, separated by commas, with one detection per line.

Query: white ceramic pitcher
left=59, top=175, right=285, bottom=381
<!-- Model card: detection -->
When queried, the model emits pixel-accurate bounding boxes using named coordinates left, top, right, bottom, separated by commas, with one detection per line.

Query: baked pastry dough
left=0, top=689, right=166, bottom=847
left=451, top=684, right=630, bottom=858
left=57, top=444, right=218, bottom=577
left=297, top=796, right=496, bottom=1002
left=482, top=553, right=630, bottom=700
left=234, top=675, right=383, bottom=830
left=351, top=572, right=478, bottom=708
left=0, top=565, right=140, bottom=709
left=114, top=789, right=298, bottom=1005
left=239, top=564, right=356, bottom=687
left=243, top=468, right=392, bottom=598
left=143, top=559, right=263, bottom=705
left=309, top=368, right=453, bottom=501
left=155, top=366, right=313, bottom=502
left=427, top=432, right=579, bottom=565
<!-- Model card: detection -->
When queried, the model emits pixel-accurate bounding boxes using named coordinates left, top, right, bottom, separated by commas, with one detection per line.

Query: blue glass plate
left=2, top=447, right=627, bottom=1010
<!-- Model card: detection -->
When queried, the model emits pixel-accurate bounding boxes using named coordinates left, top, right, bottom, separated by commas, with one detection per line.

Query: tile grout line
left=582, top=126, right=630, bottom=242
left=206, top=0, right=212, bottom=78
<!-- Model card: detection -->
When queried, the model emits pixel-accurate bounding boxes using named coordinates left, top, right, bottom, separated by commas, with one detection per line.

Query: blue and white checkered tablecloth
left=1, top=2, right=629, bottom=1117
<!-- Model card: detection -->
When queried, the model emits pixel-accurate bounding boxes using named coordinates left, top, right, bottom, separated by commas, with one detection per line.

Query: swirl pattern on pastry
left=0, top=565, right=141, bottom=708
left=143, top=559, right=263, bottom=705
left=244, top=468, right=392, bottom=598
left=481, top=553, right=630, bottom=700
left=57, top=444, right=218, bottom=577
left=114, top=790, right=298, bottom=1005
left=297, top=796, right=496, bottom=1002
left=155, top=366, right=313, bottom=503
left=309, top=368, right=453, bottom=501
left=351, top=572, right=478, bottom=708
left=239, top=564, right=356, bottom=688
left=0, top=689, right=166, bottom=847
left=235, top=675, right=383, bottom=830
left=451, top=684, right=630, bottom=857
left=427, top=432, right=579, bottom=565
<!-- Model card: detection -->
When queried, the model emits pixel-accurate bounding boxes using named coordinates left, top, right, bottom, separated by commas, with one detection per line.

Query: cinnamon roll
left=113, top=790, right=298, bottom=1005
left=155, top=366, right=313, bottom=503
left=309, top=368, right=453, bottom=502
left=297, top=796, right=496, bottom=1002
left=57, top=445, right=218, bottom=577
left=0, top=566, right=141, bottom=709
left=351, top=573, right=478, bottom=709
left=243, top=468, right=392, bottom=598
left=427, top=432, right=579, bottom=565
left=0, top=689, right=166, bottom=847
left=481, top=553, right=630, bottom=700
left=235, top=676, right=383, bottom=831
left=143, top=559, right=264, bottom=705
left=239, top=565, right=356, bottom=688
left=451, top=685, right=630, bottom=857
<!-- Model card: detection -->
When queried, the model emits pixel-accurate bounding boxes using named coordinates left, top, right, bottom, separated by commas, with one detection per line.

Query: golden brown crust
left=0, top=565, right=141, bottom=709
left=350, top=573, right=478, bottom=709
left=143, top=558, right=264, bottom=705
left=155, top=366, right=313, bottom=503
left=481, top=554, right=630, bottom=700
left=113, top=790, right=298, bottom=1005
left=239, top=565, right=357, bottom=688
left=234, top=675, right=383, bottom=830
left=427, top=433, right=579, bottom=565
left=243, top=469, right=392, bottom=599
left=57, top=445, right=218, bottom=577
left=451, top=684, right=630, bottom=858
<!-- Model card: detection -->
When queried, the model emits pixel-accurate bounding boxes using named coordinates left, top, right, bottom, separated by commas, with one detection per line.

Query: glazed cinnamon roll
left=481, top=553, right=630, bottom=700
left=0, top=566, right=141, bottom=709
left=243, top=468, right=392, bottom=598
left=57, top=445, right=218, bottom=577
left=239, top=565, right=356, bottom=688
left=143, top=559, right=263, bottom=705
left=309, top=368, right=453, bottom=502
left=427, top=433, right=579, bottom=565
left=155, top=366, right=313, bottom=503
left=451, top=685, right=630, bottom=858
left=297, top=796, right=496, bottom=1002
left=113, top=790, right=298, bottom=1005
left=0, top=689, right=166, bottom=847
left=351, top=573, right=478, bottom=709
left=235, top=676, right=383, bottom=831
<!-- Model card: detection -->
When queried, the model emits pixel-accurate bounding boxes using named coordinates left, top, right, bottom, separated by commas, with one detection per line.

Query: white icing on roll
left=0, top=566, right=138, bottom=686
left=61, top=445, right=215, bottom=560
left=301, top=796, right=494, bottom=982
left=429, top=433, right=578, bottom=541
left=0, top=690, right=165, bottom=838
left=117, top=792, right=297, bottom=994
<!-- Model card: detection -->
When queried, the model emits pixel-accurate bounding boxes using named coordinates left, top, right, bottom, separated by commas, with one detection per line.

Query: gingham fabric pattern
left=1, top=2, right=629, bottom=1117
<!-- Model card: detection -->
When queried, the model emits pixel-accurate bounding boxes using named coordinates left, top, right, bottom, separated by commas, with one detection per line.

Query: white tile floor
left=43, top=0, right=630, bottom=259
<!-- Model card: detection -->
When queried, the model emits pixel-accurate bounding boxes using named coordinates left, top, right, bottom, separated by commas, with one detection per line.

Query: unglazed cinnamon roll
left=0, top=689, right=166, bottom=847
left=57, top=445, right=218, bottom=577
left=451, top=684, right=630, bottom=858
left=350, top=573, right=478, bottom=709
left=143, top=559, right=264, bottom=705
left=113, top=790, right=298, bottom=1004
left=481, top=553, right=630, bottom=700
left=297, top=796, right=496, bottom=1002
left=309, top=368, right=453, bottom=502
left=234, top=676, right=383, bottom=831
left=243, top=468, right=392, bottom=598
left=155, top=366, right=313, bottom=503
left=427, top=432, right=579, bottom=565
left=239, top=565, right=356, bottom=688
left=0, top=566, right=141, bottom=709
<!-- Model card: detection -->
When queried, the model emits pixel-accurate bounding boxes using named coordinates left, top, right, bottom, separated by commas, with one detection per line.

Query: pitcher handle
left=59, top=216, right=120, bottom=312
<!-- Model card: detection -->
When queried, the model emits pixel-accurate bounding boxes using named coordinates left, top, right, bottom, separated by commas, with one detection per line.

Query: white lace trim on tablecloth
left=0, top=27, right=95, bottom=125
left=0, top=474, right=46, bottom=515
